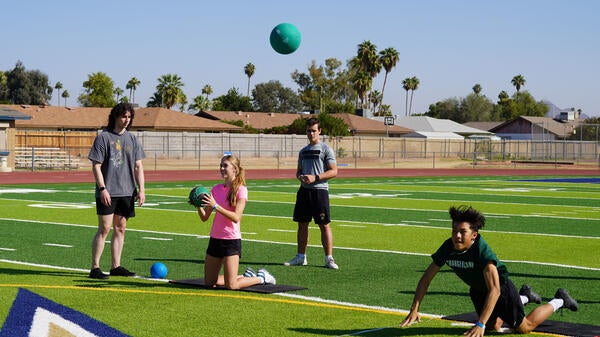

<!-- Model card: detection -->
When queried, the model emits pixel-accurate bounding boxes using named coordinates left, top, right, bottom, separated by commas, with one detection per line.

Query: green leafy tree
left=146, top=92, right=162, bottom=107
left=252, top=80, right=303, bottom=113
left=126, top=77, right=140, bottom=104
left=7, top=61, right=53, bottom=105
left=378, top=47, right=399, bottom=112
left=212, top=87, right=253, bottom=112
left=155, top=74, right=185, bottom=110
left=61, top=90, right=70, bottom=106
left=289, top=113, right=350, bottom=137
left=54, top=81, right=63, bottom=105
left=500, top=91, right=547, bottom=120
left=425, top=98, right=460, bottom=120
left=472, top=83, right=482, bottom=96
left=291, top=58, right=355, bottom=113
left=351, top=71, right=371, bottom=109
left=189, top=95, right=211, bottom=112
left=459, top=93, right=494, bottom=122
left=0, top=71, right=9, bottom=103
left=244, top=63, right=255, bottom=97
left=78, top=72, right=116, bottom=107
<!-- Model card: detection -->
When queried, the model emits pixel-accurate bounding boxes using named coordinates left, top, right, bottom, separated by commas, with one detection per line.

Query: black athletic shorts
left=293, top=186, right=331, bottom=225
left=206, top=238, right=242, bottom=258
left=96, top=194, right=136, bottom=218
left=469, top=279, right=525, bottom=329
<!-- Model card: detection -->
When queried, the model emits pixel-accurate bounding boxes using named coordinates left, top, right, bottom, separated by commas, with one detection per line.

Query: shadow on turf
left=509, top=271, right=600, bottom=282
left=0, top=267, right=81, bottom=278
left=288, top=326, right=466, bottom=336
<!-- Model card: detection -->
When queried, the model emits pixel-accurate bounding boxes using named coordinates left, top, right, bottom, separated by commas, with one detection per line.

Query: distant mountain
left=542, top=100, right=590, bottom=120
left=542, top=100, right=563, bottom=118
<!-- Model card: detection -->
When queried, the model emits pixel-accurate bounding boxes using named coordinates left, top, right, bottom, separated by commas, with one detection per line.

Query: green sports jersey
left=431, top=235, right=509, bottom=292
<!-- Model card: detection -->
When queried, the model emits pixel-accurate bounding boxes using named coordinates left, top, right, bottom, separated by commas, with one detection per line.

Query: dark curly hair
left=107, top=103, right=135, bottom=131
left=449, top=205, right=486, bottom=231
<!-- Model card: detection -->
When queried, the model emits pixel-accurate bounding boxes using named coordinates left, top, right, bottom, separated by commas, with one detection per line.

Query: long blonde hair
left=222, top=154, right=246, bottom=207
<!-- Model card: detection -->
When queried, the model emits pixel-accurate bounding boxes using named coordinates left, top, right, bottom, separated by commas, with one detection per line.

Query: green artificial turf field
left=1, top=175, right=598, bottom=336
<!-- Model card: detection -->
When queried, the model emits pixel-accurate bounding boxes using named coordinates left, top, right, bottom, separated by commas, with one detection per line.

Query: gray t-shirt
left=297, top=142, right=336, bottom=190
left=88, top=129, right=145, bottom=197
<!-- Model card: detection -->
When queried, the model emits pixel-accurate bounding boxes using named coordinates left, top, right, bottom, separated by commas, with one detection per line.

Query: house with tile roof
left=1, top=105, right=241, bottom=132
left=198, top=111, right=413, bottom=137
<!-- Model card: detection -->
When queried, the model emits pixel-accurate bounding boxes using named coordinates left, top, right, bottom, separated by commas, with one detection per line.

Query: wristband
left=212, top=204, right=218, bottom=212
left=315, top=174, right=320, bottom=182
left=98, top=186, right=106, bottom=192
left=474, top=321, right=485, bottom=329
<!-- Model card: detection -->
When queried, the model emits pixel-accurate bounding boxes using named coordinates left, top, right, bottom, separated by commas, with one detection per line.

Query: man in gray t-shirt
left=87, top=103, right=145, bottom=280
left=285, top=117, right=339, bottom=269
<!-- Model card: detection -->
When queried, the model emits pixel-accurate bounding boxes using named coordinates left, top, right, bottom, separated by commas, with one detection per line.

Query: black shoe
left=519, top=284, right=542, bottom=304
left=554, top=288, right=578, bottom=311
left=110, top=266, right=136, bottom=277
left=89, top=268, right=109, bottom=279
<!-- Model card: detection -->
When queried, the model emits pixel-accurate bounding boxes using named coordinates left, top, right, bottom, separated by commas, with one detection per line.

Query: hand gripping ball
left=270, top=23, right=301, bottom=55
left=189, top=186, right=209, bottom=208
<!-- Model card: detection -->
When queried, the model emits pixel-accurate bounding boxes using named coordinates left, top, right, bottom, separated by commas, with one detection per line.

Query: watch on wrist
left=99, top=186, right=106, bottom=192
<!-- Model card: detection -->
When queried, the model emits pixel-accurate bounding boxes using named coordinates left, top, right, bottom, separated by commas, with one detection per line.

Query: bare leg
left=516, top=304, right=556, bottom=334
left=204, top=254, right=223, bottom=287
left=110, top=215, right=127, bottom=269
left=91, top=214, right=113, bottom=269
left=221, top=255, right=262, bottom=290
left=319, top=223, right=333, bottom=256
left=297, top=222, right=309, bottom=254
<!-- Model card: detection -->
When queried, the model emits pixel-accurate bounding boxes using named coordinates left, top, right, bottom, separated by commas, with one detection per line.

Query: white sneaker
left=243, top=267, right=256, bottom=277
left=325, top=256, right=339, bottom=269
left=257, top=269, right=276, bottom=284
left=284, top=255, right=307, bottom=266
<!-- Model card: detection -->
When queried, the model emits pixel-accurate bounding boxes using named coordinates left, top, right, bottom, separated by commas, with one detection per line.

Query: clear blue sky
left=3, top=0, right=599, bottom=117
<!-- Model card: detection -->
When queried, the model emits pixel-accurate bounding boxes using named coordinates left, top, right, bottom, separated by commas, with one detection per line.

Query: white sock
left=520, top=295, right=529, bottom=305
left=549, top=298, right=564, bottom=312
left=326, top=255, right=333, bottom=260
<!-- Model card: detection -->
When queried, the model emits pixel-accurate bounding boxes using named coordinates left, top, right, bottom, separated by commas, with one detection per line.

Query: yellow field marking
left=0, top=283, right=403, bottom=316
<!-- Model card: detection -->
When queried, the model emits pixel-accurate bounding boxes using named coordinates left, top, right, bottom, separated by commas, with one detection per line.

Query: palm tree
left=352, top=71, right=371, bottom=109
left=511, top=74, right=526, bottom=93
left=61, top=90, right=69, bottom=106
left=244, top=63, right=255, bottom=97
left=408, top=76, right=420, bottom=115
left=126, top=77, right=141, bottom=103
left=114, top=87, right=124, bottom=102
left=202, top=84, right=213, bottom=99
left=402, top=78, right=411, bottom=116
left=497, top=90, right=509, bottom=104
left=157, top=74, right=185, bottom=109
left=356, top=41, right=381, bottom=109
left=54, top=82, right=63, bottom=106
left=472, top=83, right=482, bottom=96
left=378, top=47, right=399, bottom=113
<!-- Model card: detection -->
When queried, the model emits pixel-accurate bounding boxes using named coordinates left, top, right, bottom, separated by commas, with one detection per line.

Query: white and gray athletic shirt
left=88, top=129, right=145, bottom=198
left=297, top=142, right=336, bottom=190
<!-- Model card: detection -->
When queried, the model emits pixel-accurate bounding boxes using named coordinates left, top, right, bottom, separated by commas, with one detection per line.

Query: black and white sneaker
left=519, top=284, right=542, bottom=304
left=554, top=288, right=578, bottom=311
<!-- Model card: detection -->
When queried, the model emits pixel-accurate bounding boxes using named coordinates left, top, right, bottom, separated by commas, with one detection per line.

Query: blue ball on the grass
left=150, top=262, right=168, bottom=279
